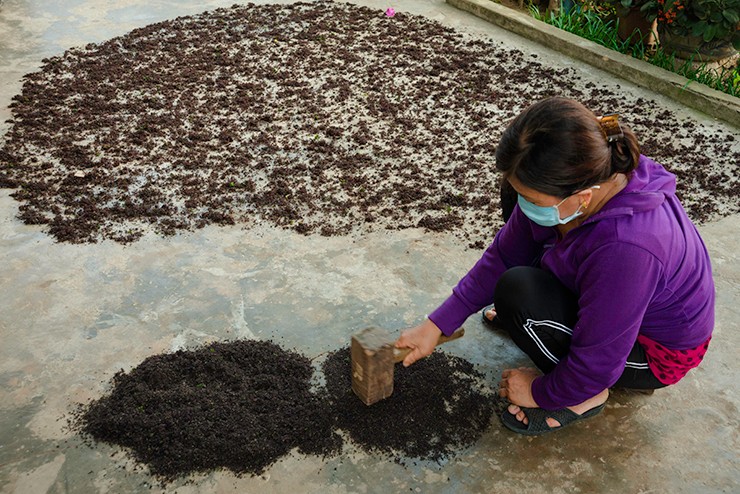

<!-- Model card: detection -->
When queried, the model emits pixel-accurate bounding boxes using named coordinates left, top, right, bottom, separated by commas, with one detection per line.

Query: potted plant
left=643, top=0, right=740, bottom=61
left=604, top=0, right=658, bottom=46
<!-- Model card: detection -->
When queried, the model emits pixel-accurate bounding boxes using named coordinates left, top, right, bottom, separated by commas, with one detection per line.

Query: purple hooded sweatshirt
left=428, top=155, right=715, bottom=409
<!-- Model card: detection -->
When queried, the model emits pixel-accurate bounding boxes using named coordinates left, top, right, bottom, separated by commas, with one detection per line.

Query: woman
left=396, top=97, right=714, bottom=436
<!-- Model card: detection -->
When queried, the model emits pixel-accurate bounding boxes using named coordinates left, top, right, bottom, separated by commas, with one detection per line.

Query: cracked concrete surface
left=1, top=0, right=738, bottom=493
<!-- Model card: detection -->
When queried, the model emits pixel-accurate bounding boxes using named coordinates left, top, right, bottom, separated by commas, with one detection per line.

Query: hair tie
left=598, top=113, right=624, bottom=143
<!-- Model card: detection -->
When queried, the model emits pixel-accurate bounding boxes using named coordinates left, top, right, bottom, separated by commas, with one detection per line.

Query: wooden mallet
left=350, top=326, right=465, bottom=405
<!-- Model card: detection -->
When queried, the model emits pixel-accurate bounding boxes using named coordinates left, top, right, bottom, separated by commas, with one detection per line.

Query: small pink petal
left=385, top=8, right=395, bottom=17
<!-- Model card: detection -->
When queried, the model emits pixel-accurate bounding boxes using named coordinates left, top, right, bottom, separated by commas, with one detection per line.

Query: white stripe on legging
left=522, top=319, right=574, bottom=364
left=521, top=319, right=649, bottom=370
left=624, top=361, right=650, bottom=369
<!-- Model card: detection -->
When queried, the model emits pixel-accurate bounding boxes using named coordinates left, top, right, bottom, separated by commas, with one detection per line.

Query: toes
left=546, top=417, right=561, bottom=428
left=507, top=405, right=530, bottom=424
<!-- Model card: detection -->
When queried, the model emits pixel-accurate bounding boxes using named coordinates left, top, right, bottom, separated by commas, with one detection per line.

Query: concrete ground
left=1, top=0, right=738, bottom=493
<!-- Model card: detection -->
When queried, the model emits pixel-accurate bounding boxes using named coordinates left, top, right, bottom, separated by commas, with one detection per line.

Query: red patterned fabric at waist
left=637, top=334, right=711, bottom=385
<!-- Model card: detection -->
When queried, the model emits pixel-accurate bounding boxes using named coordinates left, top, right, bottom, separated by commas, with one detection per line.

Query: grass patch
left=529, top=2, right=739, bottom=98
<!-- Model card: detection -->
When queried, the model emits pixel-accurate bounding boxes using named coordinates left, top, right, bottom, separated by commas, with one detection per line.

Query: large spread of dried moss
left=1, top=1, right=737, bottom=245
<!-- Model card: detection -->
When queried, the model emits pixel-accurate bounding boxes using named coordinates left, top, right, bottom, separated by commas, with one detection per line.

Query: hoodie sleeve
left=429, top=208, right=547, bottom=336
left=531, top=241, right=664, bottom=409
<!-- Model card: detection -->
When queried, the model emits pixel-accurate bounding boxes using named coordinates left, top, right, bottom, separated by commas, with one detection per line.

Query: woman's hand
left=499, top=367, right=540, bottom=408
left=395, top=319, right=443, bottom=367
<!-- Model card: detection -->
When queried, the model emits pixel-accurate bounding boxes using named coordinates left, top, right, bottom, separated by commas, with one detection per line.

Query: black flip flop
left=501, top=403, right=606, bottom=436
left=481, top=304, right=504, bottom=332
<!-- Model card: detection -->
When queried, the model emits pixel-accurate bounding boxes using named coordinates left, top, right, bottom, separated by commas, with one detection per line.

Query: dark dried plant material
left=320, top=347, right=502, bottom=463
left=71, top=339, right=503, bottom=484
left=1, top=1, right=737, bottom=244
left=72, top=340, right=342, bottom=482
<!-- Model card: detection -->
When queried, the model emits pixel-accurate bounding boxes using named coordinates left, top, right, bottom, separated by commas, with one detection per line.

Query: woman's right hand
left=395, top=319, right=443, bottom=367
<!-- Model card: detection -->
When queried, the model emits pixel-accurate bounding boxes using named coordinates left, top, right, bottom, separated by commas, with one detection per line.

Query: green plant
left=643, top=0, right=740, bottom=48
left=605, top=0, right=650, bottom=9
left=603, top=0, right=658, bottom=19
left=631, top=35, right=739, bottom=97
left=530, top=3, right=624, bottom=48
left=530, top=1, right=739, bottom=98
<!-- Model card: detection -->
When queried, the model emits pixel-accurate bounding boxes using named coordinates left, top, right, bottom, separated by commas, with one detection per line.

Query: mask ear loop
left=582, top=185, right=600, bottom=210
left=598, top=114, right=624, bottom=143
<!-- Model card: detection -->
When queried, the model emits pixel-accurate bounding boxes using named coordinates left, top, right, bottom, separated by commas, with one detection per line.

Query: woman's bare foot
left=507, top=388, right=609, bottom=428
left=483, top=307, right=496, bottom=321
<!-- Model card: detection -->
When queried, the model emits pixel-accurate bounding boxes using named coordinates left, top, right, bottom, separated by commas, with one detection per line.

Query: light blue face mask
left=517, top=187, right=600, bottom=227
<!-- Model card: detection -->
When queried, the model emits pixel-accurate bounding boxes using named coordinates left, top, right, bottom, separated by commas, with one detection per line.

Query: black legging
left=493, top=265, right=666, bottom=390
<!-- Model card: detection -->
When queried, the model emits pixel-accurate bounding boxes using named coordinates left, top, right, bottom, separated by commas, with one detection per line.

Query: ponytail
left=608, top=125, right=640, bottom=175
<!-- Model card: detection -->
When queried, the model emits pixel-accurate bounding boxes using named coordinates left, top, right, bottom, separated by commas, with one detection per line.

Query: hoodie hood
left=585, top=155, right=676, bottom=223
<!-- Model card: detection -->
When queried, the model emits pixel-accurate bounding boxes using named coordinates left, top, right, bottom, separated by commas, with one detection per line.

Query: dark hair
left=495, top=97, right=640, bottom=198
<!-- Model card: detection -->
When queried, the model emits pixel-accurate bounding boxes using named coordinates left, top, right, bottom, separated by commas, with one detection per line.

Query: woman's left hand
left=499, top=367, right=541, bottom=408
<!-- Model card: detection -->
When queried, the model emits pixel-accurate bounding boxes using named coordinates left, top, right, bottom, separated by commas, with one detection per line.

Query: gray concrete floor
left=1, top=1, right=738, bottom=493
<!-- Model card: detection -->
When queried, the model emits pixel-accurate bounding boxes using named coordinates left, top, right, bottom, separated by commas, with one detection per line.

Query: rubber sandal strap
left=502, top=407, right=561, bottom=435
left=501, top=403, right=605, bottom=436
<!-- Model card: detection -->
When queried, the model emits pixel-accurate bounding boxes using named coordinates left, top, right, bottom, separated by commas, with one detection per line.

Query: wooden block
left=351, top=327, right=395, bottom=406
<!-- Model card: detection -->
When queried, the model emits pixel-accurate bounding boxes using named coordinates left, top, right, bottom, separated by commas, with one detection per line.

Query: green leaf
left=704, top=24, right=718, bottom=42
left=732, top=31, right=740, bottom=50
left=691, top=20, right=708, bottom=37
left=693, top=2, right=707, bottom=17
left=723, top=10, right=739, bottom=24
